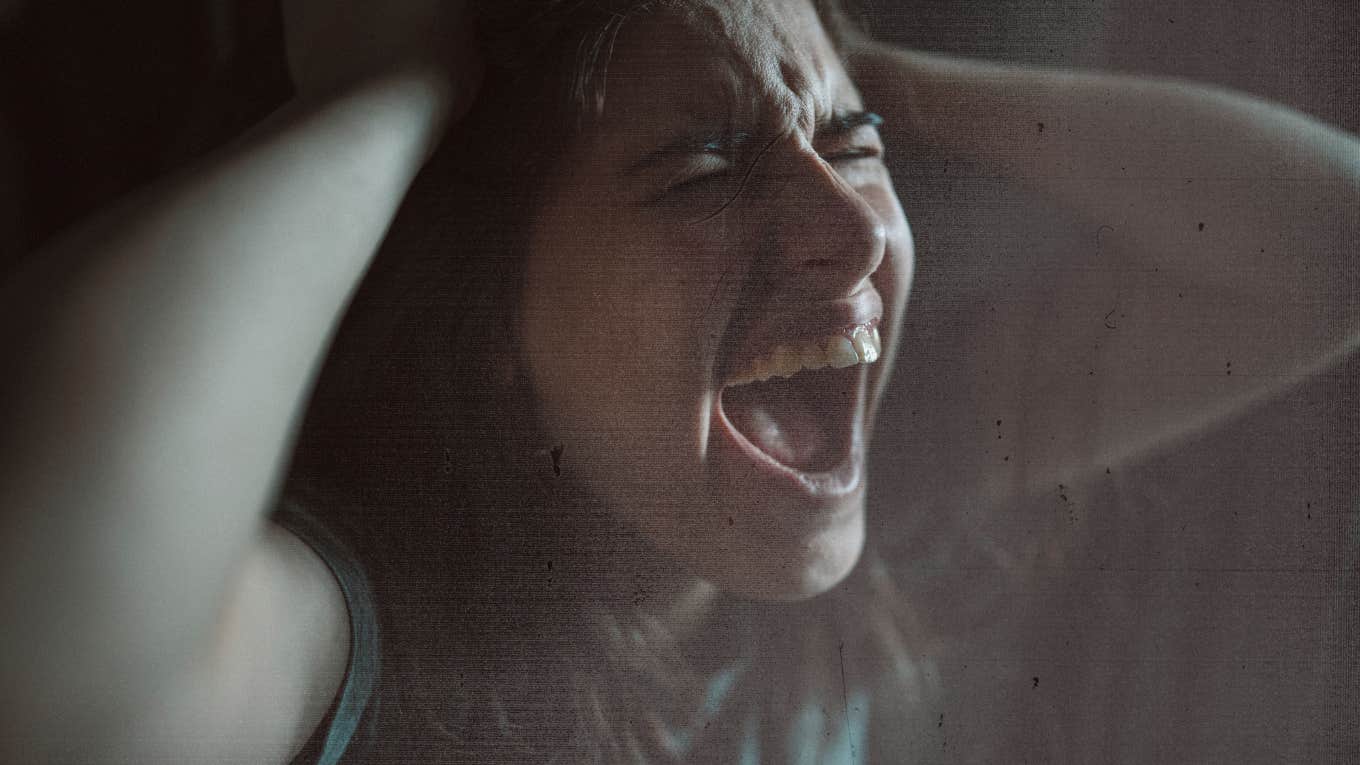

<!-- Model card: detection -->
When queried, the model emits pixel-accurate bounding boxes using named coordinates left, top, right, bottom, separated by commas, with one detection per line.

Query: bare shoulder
left=114, top=521, right=352, bottom=764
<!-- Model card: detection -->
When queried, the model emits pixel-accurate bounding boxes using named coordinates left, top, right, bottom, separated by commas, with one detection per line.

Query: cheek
left=864, top=183, right=915, bottom=305
left=862, top=184, right=915, bottom=417
left=519, top=209, right=742, bottom=482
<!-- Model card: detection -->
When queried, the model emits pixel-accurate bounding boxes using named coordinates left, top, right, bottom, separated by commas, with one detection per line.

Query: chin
left=649, top=491, right=868, bottom=603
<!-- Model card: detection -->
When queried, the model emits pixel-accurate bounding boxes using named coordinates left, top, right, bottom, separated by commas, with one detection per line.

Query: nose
left=767, top=145, right=887, bottom=294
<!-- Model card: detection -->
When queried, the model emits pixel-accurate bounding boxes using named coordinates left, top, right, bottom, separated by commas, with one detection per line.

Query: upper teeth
left=727, top=325, right=881, bottom=386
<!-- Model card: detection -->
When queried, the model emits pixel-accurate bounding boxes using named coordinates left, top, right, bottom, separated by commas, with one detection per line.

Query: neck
left=639, top=574, right=721, bottom=640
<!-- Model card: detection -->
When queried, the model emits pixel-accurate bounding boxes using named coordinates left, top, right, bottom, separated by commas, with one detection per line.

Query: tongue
left=721, top=366, right=855, bottom=472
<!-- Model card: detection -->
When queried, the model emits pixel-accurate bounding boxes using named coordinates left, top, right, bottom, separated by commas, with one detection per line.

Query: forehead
left=591, top=0, right=856, bottom=137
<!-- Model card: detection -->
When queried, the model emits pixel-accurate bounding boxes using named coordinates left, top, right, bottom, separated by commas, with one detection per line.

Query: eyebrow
left=624, top=109, right=883, bottom=177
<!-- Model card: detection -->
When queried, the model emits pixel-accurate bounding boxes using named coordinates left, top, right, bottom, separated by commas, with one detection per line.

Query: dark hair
left=285, top=1, right=928, bottom=760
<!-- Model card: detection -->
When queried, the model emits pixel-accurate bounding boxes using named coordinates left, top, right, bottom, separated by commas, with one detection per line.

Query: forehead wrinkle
left=677, top=0, right=833, bottom=139
left=680, top=2, right=773, bottom=126
left=594, top=0, right=853, bottom=162
left=696, top=0, right=832, bottom=144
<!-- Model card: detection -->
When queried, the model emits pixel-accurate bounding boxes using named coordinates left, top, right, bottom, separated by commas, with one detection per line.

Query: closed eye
left=666, top=152, right=734, bottom=192
left=817, top=110, right=886, bottom=167
left=823, top=145, right=883, bottom=163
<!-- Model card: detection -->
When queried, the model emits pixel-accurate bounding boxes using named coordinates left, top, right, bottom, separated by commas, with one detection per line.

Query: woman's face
left=519, top=0, right=913, bottom=601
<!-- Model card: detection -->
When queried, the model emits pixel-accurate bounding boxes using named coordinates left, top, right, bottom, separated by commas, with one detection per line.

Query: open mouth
left=718, top=324, right=880, bottom=475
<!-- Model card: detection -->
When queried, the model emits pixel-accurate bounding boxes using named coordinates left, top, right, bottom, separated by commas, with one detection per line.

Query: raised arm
left=852, top=45, right=1360, bottom=497
left=0, top=3, right=475, bottom=761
